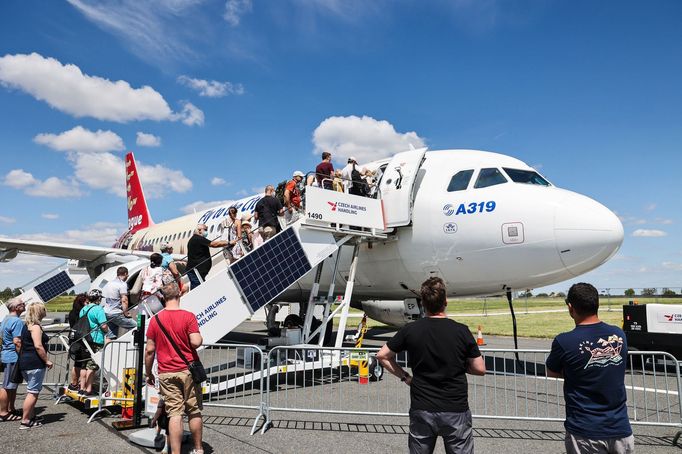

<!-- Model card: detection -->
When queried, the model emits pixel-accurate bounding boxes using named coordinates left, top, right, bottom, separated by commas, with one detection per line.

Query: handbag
left=153, top=314, right=207, bottom=384
left=9, top=347, right=23, bottom=385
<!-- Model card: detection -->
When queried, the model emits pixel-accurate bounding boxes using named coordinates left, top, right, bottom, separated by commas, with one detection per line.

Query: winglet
left=125, top=152, right=153, bottom=233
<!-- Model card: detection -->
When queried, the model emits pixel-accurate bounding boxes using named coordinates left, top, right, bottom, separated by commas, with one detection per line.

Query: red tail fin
left=125, top=152, right=153, bottom=233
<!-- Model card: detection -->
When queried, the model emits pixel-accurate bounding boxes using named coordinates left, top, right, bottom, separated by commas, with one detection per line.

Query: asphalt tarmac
left=3, top=322, right=679, bottom=453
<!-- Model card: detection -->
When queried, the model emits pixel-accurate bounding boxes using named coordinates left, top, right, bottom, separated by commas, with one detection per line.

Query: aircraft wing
left=0, top=238, right=153, bottom=262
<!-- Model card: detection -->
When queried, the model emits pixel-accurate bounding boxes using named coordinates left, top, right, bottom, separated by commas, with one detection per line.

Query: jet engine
left=359, top=298, right=422, bottom=327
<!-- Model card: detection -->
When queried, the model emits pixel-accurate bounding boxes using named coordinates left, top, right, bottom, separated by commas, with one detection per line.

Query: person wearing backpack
left=76, top=289, right=109, bottom=396
left=66, top=293, right=87, bottom=392
left=131, top=253, right=168, bottom=316
left=284, top=171, right=304, bottom=225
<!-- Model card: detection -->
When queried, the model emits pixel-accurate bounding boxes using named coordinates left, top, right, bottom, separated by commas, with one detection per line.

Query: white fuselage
left=121, top=149, right=623, bottom=301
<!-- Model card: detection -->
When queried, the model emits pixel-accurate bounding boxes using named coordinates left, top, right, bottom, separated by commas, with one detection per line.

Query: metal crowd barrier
left=88, top=339, right=138, bottom=423
left=262, top=346, right=411, bottom=433
left=199, top=343, right=267, bottom=435
left=47, top=341, right=682, bottom=438
left=44, top=333, right=71, bottom=394
left=470, top=349, right=682, bottom=429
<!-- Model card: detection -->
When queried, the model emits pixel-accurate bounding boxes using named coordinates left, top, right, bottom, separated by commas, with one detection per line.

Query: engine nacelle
left=360, top=298, right=422, bottom=327
left=0, top=248, right=18, bottom=262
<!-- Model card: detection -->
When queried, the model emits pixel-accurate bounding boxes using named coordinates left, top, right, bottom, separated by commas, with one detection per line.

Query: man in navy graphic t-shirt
left=546, top=282, right=633, bottom=454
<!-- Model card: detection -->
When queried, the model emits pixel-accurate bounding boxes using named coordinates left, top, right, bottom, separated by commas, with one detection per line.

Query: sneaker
left=67, top=384, right=79, bottom=392
left=189, top=450, right=204, bottom=454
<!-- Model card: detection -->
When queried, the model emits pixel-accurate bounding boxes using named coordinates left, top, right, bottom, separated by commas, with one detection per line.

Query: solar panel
left=34, top=271, right=75, bottom=302
left=230, top=228, right=311, bottom=312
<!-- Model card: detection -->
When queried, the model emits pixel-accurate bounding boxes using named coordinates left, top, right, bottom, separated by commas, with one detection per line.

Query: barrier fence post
left=112, top=313, right=146, bottom=430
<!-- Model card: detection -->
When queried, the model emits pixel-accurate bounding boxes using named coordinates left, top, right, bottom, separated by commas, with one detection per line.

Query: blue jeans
left=187, top=270, right=202, bottom=289
left=106, top=313, right=137, bottom=338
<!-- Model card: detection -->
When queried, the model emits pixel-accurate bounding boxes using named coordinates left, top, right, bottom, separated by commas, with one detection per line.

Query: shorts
left=75, top=343, right=103, bottom=370
left=565, top=432, right=635, bottom=454
left=158, top=369, right=202, bottom=418
left=22, top=368, right=46, bottom=394
left=260, top=226, right=277, bottom=240
left=1, top=361, right=19, bottom=390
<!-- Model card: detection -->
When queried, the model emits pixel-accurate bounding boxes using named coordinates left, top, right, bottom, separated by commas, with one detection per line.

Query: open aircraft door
left=378, top=147, right=427, bottom=227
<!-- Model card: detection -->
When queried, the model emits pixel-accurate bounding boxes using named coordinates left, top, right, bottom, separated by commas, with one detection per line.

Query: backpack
left=68, top=306, right=95, bottom=360
left=274, top=180, right=288, bottom=206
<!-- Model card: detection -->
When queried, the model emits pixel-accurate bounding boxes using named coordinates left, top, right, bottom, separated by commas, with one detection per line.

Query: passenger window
left=474, top=168, right=507, bottom=189
left=447, top=170, right=474, bottom=192
left=502, top=168, right=551, bottom=186
left=210, top=225, right=214, bottom=233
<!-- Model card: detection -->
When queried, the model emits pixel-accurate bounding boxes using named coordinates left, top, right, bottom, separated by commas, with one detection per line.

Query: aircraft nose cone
left=554, top=192, right=624, bottom=277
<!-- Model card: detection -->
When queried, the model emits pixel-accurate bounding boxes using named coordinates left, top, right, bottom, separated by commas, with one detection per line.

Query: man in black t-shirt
left=254, top=185, right=284, bottom=241
left=186, top=224, right=228, bottom=289
left=377, top=277, right=485, bottom=454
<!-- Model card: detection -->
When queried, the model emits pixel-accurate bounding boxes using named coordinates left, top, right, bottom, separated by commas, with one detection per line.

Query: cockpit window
left=474, top=168, right=507, bottom=189
left=447, top=169, right=474, bottom=192
left=503, top=168, right=551, bottom=186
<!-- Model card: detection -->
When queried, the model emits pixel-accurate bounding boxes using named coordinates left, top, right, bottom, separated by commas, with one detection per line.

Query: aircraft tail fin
left=125, top=152, right=153, bottom=233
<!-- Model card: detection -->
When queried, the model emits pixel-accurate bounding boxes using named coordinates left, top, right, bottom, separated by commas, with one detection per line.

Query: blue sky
left=0, top=0, right=680, bottom=293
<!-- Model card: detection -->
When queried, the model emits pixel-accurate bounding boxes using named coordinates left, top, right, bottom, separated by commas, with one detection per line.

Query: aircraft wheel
left=368, top=355, right=383, bottom=382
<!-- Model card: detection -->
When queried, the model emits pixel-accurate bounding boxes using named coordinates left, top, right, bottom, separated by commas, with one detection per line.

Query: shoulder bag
left=154, top=314, right=207, bottom=384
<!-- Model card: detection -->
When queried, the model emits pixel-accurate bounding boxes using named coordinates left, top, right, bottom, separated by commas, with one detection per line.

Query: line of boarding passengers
left=216, top=154, right=379, bottom=265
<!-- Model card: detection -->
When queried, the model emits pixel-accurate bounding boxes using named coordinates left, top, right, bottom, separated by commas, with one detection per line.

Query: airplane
left=0, top=148, right=624, bottom=329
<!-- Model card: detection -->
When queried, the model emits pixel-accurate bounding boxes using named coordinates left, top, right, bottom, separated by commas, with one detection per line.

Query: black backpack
left=274, top=180, right=288, bottom=206
left=68, top=306, right=95, bottom=360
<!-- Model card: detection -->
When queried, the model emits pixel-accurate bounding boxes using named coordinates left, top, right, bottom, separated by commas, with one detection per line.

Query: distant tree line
left=0, top=287, right=22, bottom=301
left=1, top=287, right=76, bottom=303
left=624, top=288, right=677, bottom=297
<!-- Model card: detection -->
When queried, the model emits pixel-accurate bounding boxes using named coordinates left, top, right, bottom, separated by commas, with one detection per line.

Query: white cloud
left=176, top=101, right=204, bottom=126
left=0, top=216, right=16, bottom=224
left=312, top=115, right=426, bottom=163
left=41, top=213, right=59, bottom=220
left=223, top=0, right=252, bottom=26
left=662, top=262, right=682, bottom=271
left=34, top=126, right=124, bottom=153
left=70, top=152, right=192, bottom=198
left=645, top=203, right=657, bottom=211
left=181, top=200, right=232, bottom=214
left=655, top=218, right=673, bottom=225
left=2, top=222, right=124, bottom=247
left=67, top=0, right=204, bottom=66
left=211, top=177, right=226, bottom=186
left=3, top=169, right=82, bottom=198
left=136, top=132, right=161, bottom=147
left=0, top=53, right=176, bottom=123
left=25, top=177, right=83, bottom=198
left=3, top=169, right=37, bottom=188
left=177, top=75, right=245, bottom=98
left=632, top=229, right=667, bottom=238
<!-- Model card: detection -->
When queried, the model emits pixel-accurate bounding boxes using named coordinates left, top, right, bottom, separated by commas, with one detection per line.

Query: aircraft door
left=378, top=147, right=427, bottom=227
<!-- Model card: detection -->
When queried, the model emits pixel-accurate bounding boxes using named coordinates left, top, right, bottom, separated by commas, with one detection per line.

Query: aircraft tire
left=368, top=355, right=383, bottom=382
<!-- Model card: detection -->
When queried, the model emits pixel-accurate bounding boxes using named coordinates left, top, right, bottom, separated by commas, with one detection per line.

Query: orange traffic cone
left=476, top=325, right=486, bottom=346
